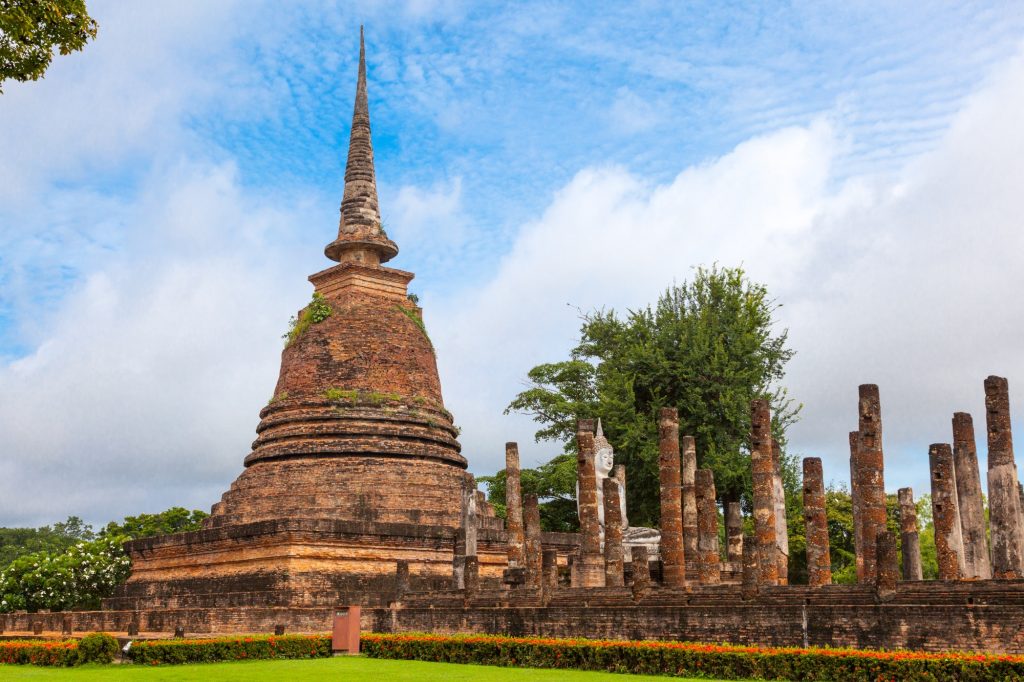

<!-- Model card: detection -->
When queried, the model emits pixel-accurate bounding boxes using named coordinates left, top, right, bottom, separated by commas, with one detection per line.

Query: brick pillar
left=741, top=534, right=758, bottom=599
left=695, top=468, right=721, bottom=584
left=875, top=531, right=898, bottom=598
left=930, top=443, right=965, bottom=580
left=603, top=478, right=625, bottom=586
left=395, top=560, right=410, bottom=598
left=576, top=420, right=606, bottom=587
left=613, top=464, right=628, bottom=528
left=986, top=376, right=1024, bottom=578
left=726, top=501, right=743, bottom=563
left=751, top=399, right=779, bottom=586
left=771, top=437, right=789, bottom=585
left=856, top=384, right=887, bottom=584
left=802, top=457, right=831, bottom=587
left=505, top=442, right=525, bottom=568
left=630, top=545, right=651, bottom=597
left=849, top=431, right=864, bottom=582
left=523, top=493, right=543, bottom=590
left=542, top=549, right=559, bottom=594
left=952, top=413, right=991, bottom=579
left=681, top=435, right=699, bottom=561
left=464, top=556, right=479, bottom=594
left=897, top=487, right=923, bottom=581
left=658, top=408, right=686, bottom=587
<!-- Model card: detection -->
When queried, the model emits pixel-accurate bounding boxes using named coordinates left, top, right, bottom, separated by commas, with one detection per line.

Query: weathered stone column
left=524, top=493, right=543, bottom=590
left=726, top=501, right=743, bottom=563
left=951, top=413, right=991, bottom=579
left=505, top=442, right=525, bottom=568
left=603, top=477, right=625, bottom=586
left=771, top=437, right=789, bottom=585
left=897, top=487, right=923, bottom=581
left=658, top=407, right=687, bottom=587
left=856, top=384, right=887, bottom=584
left=681, top=435, right=699, bottom=561
left=395, top=560, right=410, bottom=598
left=930, top=443, right=965, bottom=580
left=875, top=531, right=898, bottom=599
left=802, top=457, right=831, bottom=587
left=695, top=468, right=721, bottom=584
left=630, top=545, right=650, bottom=597
left=849, top=431, right=864, bottom=582
left=463, top=556, right=480, bottom=594
left=613, top=464, right=628, bottom=528
left=453, top=480, right=478, bottom=589
left=542, top=549, right=559, bottom=594
left=986, top=376, right=1024, bottom=578
left=576, top=419, right=606, bottom=587
left=751, top=399, right=779, bottom=586
left=741, top=534, right=758, bottom=599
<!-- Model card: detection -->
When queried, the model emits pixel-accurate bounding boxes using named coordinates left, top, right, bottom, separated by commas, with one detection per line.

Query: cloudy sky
left=2, top=1, right=1024, bottom=527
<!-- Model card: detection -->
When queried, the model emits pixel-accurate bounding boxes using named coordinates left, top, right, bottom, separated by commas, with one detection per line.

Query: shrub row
left=361, top=632, right=1024, bottom=681
left=0, top=633, right=117, bottom=666
left=125, top=634, right=332, bottom=665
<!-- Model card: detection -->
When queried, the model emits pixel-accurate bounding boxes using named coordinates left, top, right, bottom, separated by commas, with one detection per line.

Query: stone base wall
left=7, top=580, right=1024, bottom=654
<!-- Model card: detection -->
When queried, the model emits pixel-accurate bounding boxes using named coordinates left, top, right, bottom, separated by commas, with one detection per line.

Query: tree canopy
left=0, top=0, right=98, bottom=93
left=497, top=265, right=800, bottom=529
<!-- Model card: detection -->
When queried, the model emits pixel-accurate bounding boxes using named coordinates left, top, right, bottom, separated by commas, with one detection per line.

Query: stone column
left=741, top=534, right=758, bottom=599
left=603, top=478, right=625, bottom=586
left=464, top=556, right=480, bottom=594
left=856, top=384, right=887, bottom=584
left=576, top=419, right=606, bottom=587
left=658, top=407, right=687, bottom=587
left=630, top=546, right=650, bottom=598
left=681, top=435, right=699, bottom=560
left=453, top=480, right=478, bottom=589
left=930, top=443, right=965, bottom=581
left=751, top=399, right=779, bottom=586
left=951, top=413, right=991, bottom=579
left=725, top=501, right=743, bottom=563
left=695, top=468, right=721, bottom=584
left=897, top=487, right=923, bottom=581
left=505, top=442, right=525, bottom=568
left=542, top=549, right=559, bottom=594
left=613, top=464, right=628, bottom=528
left=802, top=457, right=831, bottom=587
left=875, top=531, right=898, bottom=598
left=849, top=431, right=864, bottom=582
left=523, top=493, right=543, bottom=590
left=771, top=438, right=789, bottom=585
left=986, top=376, right=1024, bottom=578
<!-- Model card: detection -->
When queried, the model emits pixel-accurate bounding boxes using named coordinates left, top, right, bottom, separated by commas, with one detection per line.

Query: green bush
left=77, top=632, right=118, bottom=664
left=0, top=640, right=78, bottom=666
left=361, top=632, right=1024, bottom=682
left=284, top=293, right=332, bottom=346
left=125, top=634, right=331, bottom=665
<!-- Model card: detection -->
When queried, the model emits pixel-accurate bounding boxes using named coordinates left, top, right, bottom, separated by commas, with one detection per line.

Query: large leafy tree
left=0, top=0, right=98, bottom=93
left=501, top=265, right=800, bottom=529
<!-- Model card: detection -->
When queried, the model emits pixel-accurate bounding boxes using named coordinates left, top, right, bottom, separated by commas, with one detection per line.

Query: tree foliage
left=0, top=507, right=207, bottom=612
left=0, top=0, right=98, bottom=93
left=502, top=265, right=800, bottom=528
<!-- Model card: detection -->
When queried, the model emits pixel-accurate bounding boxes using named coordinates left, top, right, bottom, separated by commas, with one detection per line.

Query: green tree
left=101, top=507, right=208, bottom=539
left=0, top=0, right=98, bottom=92
left=477, top=454, right=579, bottom=532
left=504, top=265, right=800, bottom=529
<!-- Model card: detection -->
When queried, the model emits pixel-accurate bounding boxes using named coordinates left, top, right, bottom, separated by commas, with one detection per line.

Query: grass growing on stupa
left=0, top=656, right=737, bottom=681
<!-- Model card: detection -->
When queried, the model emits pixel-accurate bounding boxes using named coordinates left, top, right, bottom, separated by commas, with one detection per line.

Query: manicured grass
left=0, top=656, right=731, bottom=680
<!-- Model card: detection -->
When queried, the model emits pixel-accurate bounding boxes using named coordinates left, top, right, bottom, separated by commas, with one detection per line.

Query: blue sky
left=2, top=1, right=1024, bottom=526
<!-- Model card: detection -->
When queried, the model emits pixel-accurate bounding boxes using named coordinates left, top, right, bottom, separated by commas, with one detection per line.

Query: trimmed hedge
left=361, top=632, right=1024, bottom=681
left=0, top=640, right=79, bottom=666
left=125, top=634, right=332, bottom=665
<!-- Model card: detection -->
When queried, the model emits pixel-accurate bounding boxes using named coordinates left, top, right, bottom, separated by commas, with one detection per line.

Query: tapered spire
left=324, top=26, right=398, bottom=265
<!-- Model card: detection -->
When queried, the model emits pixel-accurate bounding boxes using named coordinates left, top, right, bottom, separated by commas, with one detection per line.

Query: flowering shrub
left=361, top=633, right=1024, bottom=682
left=0, top=640, right=78, bottom=666
left=125, top=634, right=331, bottom=665
left=77, top=633, right=119, bottom=664
left=0, top=535, right=131, bottom=612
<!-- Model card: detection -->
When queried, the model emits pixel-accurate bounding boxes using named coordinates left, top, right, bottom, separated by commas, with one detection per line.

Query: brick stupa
left=105, top=30, right=484, bottom=616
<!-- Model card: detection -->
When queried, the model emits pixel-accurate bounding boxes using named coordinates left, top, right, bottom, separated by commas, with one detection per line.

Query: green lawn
left=0, top=656, right=736, bottom=681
